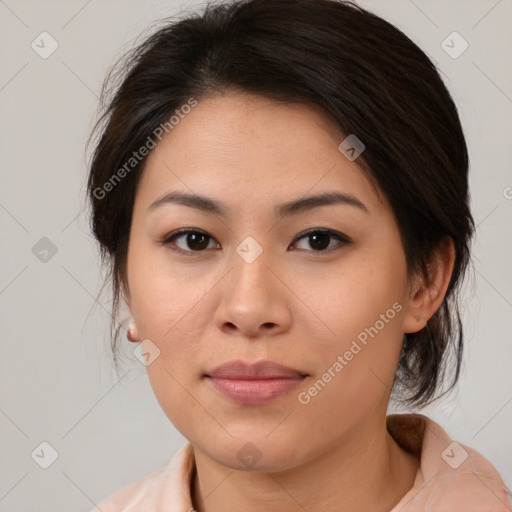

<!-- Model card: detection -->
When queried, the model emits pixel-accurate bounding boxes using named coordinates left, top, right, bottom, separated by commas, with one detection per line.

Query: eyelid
left=162, top=227, right=211, bottom=244
left=294, top=228, right=352, bottom=243
left=290, top=228, right=352, bottom=252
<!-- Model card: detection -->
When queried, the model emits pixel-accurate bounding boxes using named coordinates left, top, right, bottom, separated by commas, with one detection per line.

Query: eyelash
left=160, top=228, right=352, bottom=256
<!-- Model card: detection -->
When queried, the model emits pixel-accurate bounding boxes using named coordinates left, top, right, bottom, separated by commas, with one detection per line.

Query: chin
left=193, top=429, right=309, bottom=473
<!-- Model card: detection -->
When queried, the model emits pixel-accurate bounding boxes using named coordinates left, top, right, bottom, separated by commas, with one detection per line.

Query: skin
left=125, top=93, right=455, bottom=512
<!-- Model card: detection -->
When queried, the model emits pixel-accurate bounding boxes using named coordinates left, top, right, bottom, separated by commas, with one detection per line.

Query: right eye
left=161, top=229, right=221, bottom=254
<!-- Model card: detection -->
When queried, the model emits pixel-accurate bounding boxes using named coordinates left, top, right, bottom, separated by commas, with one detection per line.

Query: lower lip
left=207, top=377, right=304, bottom=405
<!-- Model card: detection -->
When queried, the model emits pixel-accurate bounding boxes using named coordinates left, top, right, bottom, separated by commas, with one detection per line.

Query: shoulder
left=90, top=466, right=166, bottom=511
left=388, top=414, right=511, bottom=512
left=89, top=443, right=195, bottom=511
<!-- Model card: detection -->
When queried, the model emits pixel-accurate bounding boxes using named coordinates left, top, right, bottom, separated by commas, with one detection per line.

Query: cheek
left=291, top=249, right=408, bottom=402
left=295, top=288, right=405, bottom=440
left=127, top=243, right=210, bottom=341
left=126, top=244, right=216, bottom=415
left=291, top=247, right=408, bottom=345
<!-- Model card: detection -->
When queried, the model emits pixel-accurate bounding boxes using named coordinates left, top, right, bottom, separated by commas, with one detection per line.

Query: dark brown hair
left=87, top=0, right=474, bottom=406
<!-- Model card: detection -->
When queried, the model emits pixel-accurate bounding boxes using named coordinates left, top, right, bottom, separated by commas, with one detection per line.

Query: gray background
left=1, top=0, right=511, bottom=510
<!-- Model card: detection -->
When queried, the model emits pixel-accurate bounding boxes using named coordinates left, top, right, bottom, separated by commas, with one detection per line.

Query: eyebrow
left=147, top=190, right=369, bottom=217
left=276, top=191, right=368, bottom=216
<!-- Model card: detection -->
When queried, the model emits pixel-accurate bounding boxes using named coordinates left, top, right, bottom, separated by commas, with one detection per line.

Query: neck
left=191, top=415, right=419, bottom=512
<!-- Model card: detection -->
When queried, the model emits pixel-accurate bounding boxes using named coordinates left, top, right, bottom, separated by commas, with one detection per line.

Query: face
left=125, top=93, right=416, bottom=472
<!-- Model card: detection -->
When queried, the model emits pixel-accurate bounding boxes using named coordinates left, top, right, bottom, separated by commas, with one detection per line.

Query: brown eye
left=308, top=232, right=331, bottom=250
left=163, top=229, right=219, bottom=253
left=185, top=232, right=210, bottom=250
left=292, top=229, right=351, bottom=252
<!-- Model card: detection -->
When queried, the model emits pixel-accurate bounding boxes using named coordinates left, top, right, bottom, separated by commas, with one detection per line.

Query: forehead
left=135, top=93, right=384, bottom=216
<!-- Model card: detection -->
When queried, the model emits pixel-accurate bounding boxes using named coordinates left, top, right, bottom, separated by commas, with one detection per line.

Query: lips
left=205, top=360, right=308, bottom=405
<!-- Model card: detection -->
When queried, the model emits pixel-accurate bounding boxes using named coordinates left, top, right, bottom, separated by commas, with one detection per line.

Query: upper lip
left=206, top=360, right=307, bottom=380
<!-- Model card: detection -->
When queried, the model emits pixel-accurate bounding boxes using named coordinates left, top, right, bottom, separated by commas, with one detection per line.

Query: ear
left=121, top=279, right=140, bottom=342
left=403, top=236, right=456, bottom=334
left=127, top=318, right=141, bottom=343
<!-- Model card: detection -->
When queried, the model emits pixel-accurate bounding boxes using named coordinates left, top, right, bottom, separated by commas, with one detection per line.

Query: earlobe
left=403, top=237, right=455, bottom=334
left=122, top=281, right=140, bottom=342
left=127, top=318, right=141, bottom=342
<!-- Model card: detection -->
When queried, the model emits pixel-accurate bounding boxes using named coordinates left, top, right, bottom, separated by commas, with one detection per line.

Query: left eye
left=291, top=230, right=351, bottom=252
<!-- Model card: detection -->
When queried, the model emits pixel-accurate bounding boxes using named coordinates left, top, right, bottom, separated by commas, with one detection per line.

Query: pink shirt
left=92, top=414, right=511, bottom=511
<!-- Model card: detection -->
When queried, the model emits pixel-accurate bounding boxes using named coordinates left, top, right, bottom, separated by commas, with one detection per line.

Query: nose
left=213, top=246, right=292, bottom=339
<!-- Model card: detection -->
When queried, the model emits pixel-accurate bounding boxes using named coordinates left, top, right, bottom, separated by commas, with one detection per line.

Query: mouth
left=204, top=360, right=308, bottom=405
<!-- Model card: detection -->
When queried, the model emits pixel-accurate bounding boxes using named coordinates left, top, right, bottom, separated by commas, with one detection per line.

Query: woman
left=87, top=0, right=510, bottom=510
